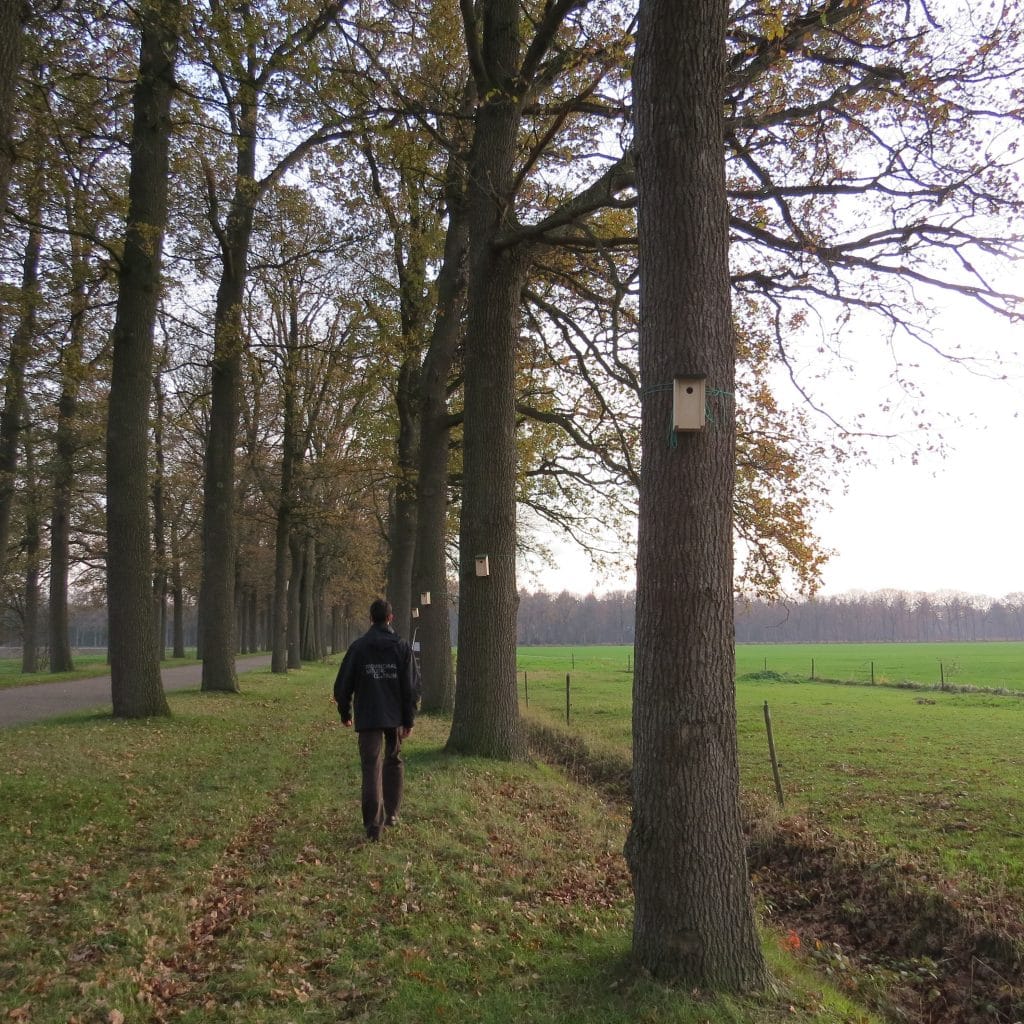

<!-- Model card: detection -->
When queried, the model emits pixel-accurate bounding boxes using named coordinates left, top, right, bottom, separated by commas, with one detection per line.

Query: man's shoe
left=366, top=826, right=381, bottom=842
left=384, top=814, right=399, bottom=828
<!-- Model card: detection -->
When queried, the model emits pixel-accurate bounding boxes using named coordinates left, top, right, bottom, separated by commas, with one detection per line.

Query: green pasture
left=0, top=665, right=878, bottom=1024
left=517, top=645, right=1024, bottom=899
left=519, top=641, right=1024, bottom=692
left=736, top=641, right=1024, bottom=690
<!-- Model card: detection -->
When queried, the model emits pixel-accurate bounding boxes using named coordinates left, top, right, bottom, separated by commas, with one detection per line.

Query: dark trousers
left=357, top=728, right=404, bottom=832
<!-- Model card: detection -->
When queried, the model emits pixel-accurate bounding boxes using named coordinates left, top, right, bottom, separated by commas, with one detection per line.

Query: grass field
left=521, top=641, right=1024, bottom=691
left=517, top=645, right=1024, bottom=899
left=735, top=641, right=1024, bottom=690
left=0, top=665, right=880, bottom=1024
left=3, top=640, right=1019, bottom=692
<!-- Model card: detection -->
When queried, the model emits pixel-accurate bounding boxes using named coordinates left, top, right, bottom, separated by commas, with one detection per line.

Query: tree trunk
left=106, top=0, right=180, bottom=719
left=48, top=366, right=77, bottom=673
left=170, top=518, right=186, bottom=657
left=152, top=359, right=168, bottom=660
left=21, top=427, right=40, bottom=674
left=199, top=293, right=243, bottom=691
left=446, top=20, right=527, bottom=758
left=300, top=536, right=318, bottom=661
left=48, top=194, right=88, bottom=674
left=271, top=322, right=299, bottom=672
left=247, top=587, right=258, bottom=652
left=21, top=518, right=40, bottom=674
left=625, top=0, right=765, bottom=990
left=287, top=533, right=303, bottom=668
left=0, top=213, right=39, bottom=579
left=330, top=604, right=340, bottom=653
left=237, top=585, right=250, bottom=654
left=0, top=0, right=25, bottom=233
left=271, top=504, right=291, bottom=670
left=412, top=166, right=468, bottom=713
left=386, top=359, right=419, bottom=640
left=199, top=90, right=261, bottom=694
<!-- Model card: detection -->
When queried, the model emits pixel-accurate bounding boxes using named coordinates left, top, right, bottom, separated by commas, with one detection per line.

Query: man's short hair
left=370, top=599, right=392, bottom=624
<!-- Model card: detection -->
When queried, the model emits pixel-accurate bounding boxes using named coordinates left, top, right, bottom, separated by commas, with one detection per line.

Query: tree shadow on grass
left=389, top=943, right=785, bottom=1024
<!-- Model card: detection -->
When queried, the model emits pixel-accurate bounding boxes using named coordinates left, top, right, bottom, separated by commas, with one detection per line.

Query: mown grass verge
left=0, top=665, right=881, bottom=1023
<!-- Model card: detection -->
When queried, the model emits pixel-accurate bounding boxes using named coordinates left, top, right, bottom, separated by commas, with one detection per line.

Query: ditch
left=524, top=718, right=1024, bottom=1024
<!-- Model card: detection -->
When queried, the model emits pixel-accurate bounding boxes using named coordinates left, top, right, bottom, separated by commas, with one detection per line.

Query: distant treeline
left=734, top=591, right=1024, bottom=643
left=8, top=589, right=1024, bottom=654
left=510, top=589, right=1024, bottom=645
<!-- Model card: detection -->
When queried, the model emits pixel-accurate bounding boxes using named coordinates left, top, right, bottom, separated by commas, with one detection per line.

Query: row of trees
left=2, top=0, right=1023, bottom=993
left=11, top=587, right=1022, bottom=652
left=513, top=589, right=1024, bottom=646
left=736, top=590, right=1024, bottom=644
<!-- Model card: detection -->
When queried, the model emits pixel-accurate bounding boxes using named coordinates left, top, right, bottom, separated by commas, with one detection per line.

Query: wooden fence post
left=763, top=701, right=785, bottom=808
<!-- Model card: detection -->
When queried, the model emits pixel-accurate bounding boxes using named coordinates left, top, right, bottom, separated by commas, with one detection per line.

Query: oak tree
left=106, top=0, right=182, bottom=718
left=625, top=0, right=766, bottom=989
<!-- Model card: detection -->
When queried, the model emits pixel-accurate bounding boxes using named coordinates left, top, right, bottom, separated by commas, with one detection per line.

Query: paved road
left=0, top=655, right=273, bottom=729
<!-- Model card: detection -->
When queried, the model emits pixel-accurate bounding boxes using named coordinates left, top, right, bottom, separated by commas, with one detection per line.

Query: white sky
left=813, top=369, right=1024, bottom=598
left=519, top=0, right=1024, bottom=602
left=792, top=299, right=1024, bottom=599
left=524, top=307, right=1024, bottom=601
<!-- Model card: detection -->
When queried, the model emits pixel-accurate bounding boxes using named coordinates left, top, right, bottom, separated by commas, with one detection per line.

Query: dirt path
left=0, top=655, right=273, bottom=729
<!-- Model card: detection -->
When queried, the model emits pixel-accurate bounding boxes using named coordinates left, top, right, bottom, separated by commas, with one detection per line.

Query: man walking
left=334, top=599, right=417, bottom=841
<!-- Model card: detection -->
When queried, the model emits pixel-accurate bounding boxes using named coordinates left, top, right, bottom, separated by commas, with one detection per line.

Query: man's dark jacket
left=334, top=624, right=417, bottom=731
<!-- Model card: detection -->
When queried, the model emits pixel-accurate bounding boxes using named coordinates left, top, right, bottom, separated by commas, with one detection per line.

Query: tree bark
left=0, top=0, right=25, bottom=232
left=412, top=163, right=468, bottom=714
left=21, top=426, right=40, bottom=674
left=237, top=585, right=250, bottom=654
left=300, top=536, right=318, bottom=660
left=626, top=0, right=765, bottom=990
left=271, top=307, right=300, bottom=672
left=247, top=586, right=258, bottom=652
left=386, top=357, right=419, bottom=641
left=199, top=297, right=244, bottom=690
left=48, top=345, right=79, bottom=674
left=170, top=518, right=186, bottom=657
left=0, top=212, right=39, bottom=580
left=152, top=358, right=168, bottom=660
left=287, top=533, right=303, bottom=668
left=106, top=0, right=179, bottom=718
left=48, top=205, right=88, bottom=674
left=199, top=84, right=261, bottom=693
left=271, top=501, right=291, bottom=670
left=446, top=0, right=527, bottom=758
